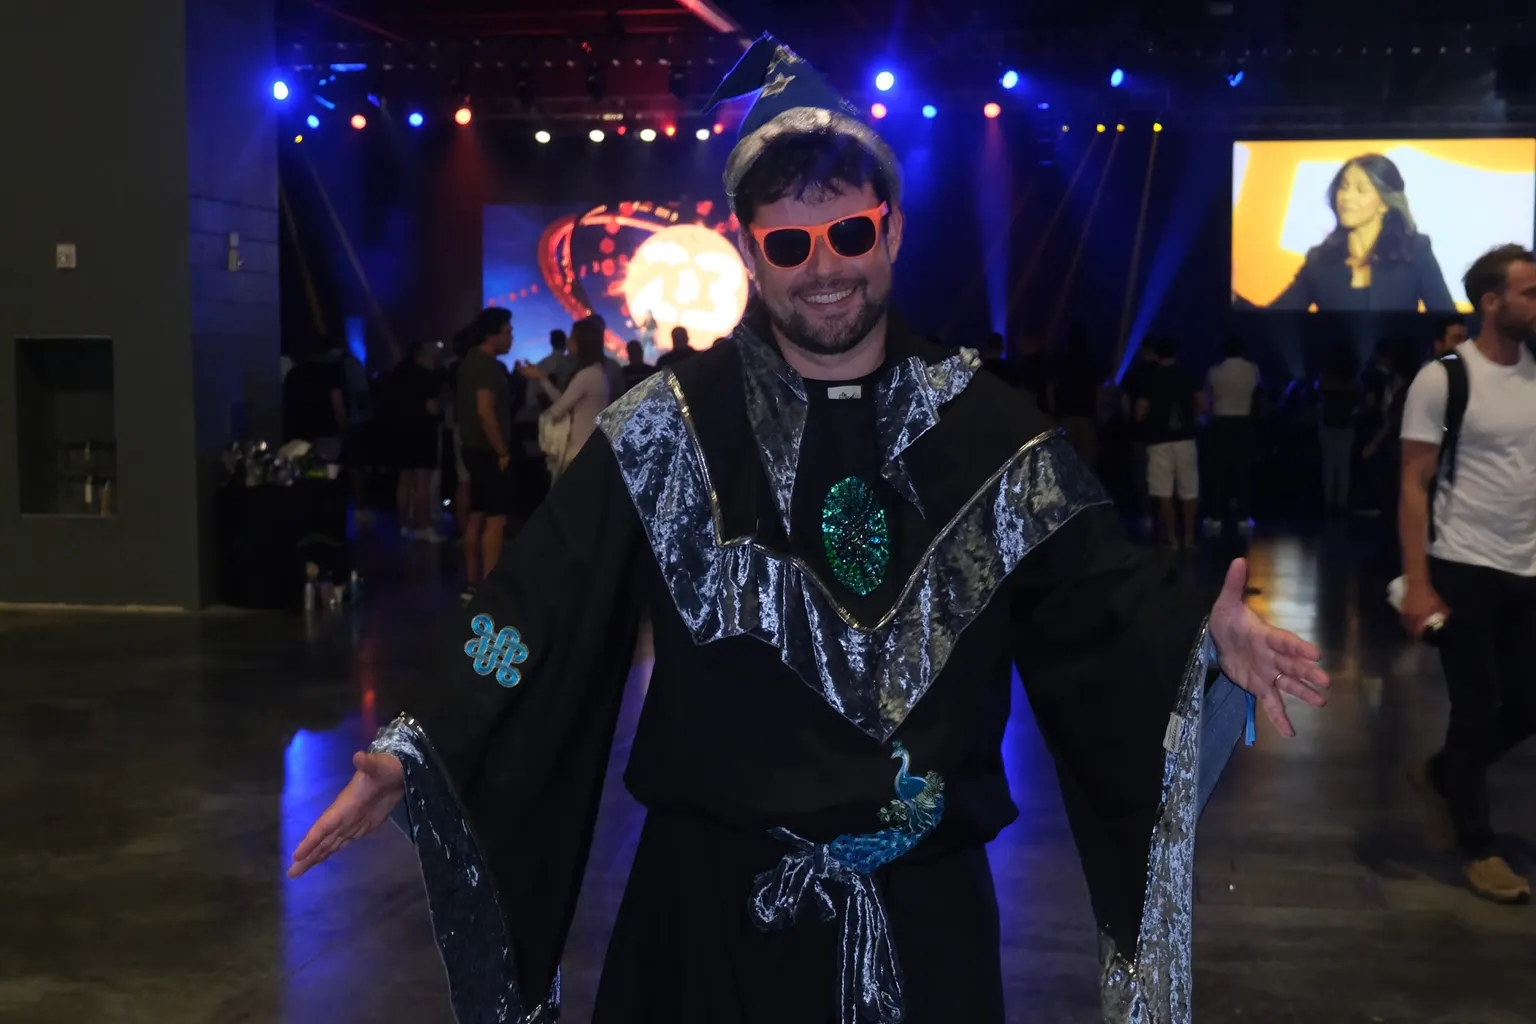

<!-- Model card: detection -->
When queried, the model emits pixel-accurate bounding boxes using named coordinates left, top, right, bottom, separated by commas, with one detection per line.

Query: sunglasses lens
left=762, top=229, right=813, bottom=268
left=827, top=215, right=879, bottom=258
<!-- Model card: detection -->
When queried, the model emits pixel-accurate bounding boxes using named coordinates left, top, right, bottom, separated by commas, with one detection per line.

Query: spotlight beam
left=671, top=0, right=742, bottom=33
left=1007, top=135, right=1101, bottom=319
left=298, top=0, right=405, bottom=41
left=1117, top=130, right=1162, bottom=358
left=1047, top=132, right=1122, bottom=340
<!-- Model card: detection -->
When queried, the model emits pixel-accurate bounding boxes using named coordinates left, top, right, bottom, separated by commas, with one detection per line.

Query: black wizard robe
left=369, top=306, right=1251, bottom=1024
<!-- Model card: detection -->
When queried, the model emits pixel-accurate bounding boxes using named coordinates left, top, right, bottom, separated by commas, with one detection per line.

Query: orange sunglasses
left=749, top=202, right=890, bottom=269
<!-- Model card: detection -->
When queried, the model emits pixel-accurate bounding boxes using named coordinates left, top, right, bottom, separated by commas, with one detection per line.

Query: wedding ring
left=1272, top=670, right=1285, bottom=687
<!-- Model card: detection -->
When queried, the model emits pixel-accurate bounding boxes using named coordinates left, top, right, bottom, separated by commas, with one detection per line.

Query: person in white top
left=519, top=315, right=612, bottom=479
left=1398, top=242, right=1536, bottom=904
left=1203, top=334, right=1261, bottom=536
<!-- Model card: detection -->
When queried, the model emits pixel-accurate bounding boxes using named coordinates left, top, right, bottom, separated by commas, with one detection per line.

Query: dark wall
left=186, top=0, right=281, bottom=604
left=0, top=0, right=199, bottom=607
left=0, top=0, right=278, bottom=608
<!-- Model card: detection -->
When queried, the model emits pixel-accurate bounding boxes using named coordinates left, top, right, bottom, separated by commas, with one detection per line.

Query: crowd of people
left=281, top=310, right=720, bottom=603
left=281, top=305, right=1486, bottom=582
left=959, top=314, right=1480, bottom=556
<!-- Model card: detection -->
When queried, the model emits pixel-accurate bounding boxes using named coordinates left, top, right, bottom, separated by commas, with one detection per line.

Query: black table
left=218, top=477, right=349, bottom=610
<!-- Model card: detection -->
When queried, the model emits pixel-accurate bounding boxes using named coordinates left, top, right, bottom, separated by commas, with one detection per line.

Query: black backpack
left=1426, top=351, right=1470, bottom=543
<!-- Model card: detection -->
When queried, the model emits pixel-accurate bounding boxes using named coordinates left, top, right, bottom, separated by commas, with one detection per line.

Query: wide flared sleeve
left=370, top=437, right=650, bottom=1024
left=1009, top=501, right=1248, bottom=1024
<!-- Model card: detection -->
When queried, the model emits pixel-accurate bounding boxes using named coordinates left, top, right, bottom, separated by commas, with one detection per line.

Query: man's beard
left=1495, top=305, right=1536, bottom=345
left=765, top=279, right=890, bottom=358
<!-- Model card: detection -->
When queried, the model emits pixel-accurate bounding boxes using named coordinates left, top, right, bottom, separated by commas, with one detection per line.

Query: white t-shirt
left=1400, top=341, right=1536, bottom=576
left=1206, top=357, right=1260, bottom=417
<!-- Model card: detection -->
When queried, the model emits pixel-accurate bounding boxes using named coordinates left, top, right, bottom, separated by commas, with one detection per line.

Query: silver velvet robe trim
left=873, top=347, right=981, bottom=515
left=736, top=330, right=809, bottom=535
left=596, top=375, right=1111, bottom=741
left=1097, top=624, right=1212, bottom=1024
left=370, top=715, right=560, bottom=1024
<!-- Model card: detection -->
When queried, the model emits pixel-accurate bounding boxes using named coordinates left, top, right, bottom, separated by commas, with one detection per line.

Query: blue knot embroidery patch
left=464, top=613, right=529, bottom=687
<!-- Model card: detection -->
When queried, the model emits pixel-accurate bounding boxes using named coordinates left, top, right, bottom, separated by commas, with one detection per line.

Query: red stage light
left=982, top=102, right=1001, bottom=119
left=454, top=107, right=473, bottom=126
left=663, top=124, right=677, bottom=137
left=617, top=124, right=627, bottom=135
left=712, top=122, right=724, bottom=135
left=350, top=114, right=367, bottom=130
left=870, top=103, right=888, bottom=119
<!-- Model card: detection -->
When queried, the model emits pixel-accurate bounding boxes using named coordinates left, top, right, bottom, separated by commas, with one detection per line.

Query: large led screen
left=1232, top=139, right=1536, bottom=313
left=483, top=200, right=748, bottom=365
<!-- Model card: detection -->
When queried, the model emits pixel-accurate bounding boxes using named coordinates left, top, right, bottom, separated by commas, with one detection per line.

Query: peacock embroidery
left=877, top=741, right=945, bottom=833
left=827, top=741, right=946, bottom=875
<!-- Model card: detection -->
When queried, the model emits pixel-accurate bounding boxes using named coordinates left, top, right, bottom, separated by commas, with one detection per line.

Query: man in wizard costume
left=290, top=36, right=1331, bottom=1024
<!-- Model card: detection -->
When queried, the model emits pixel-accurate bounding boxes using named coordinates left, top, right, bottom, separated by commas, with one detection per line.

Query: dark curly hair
left=732, top=130, right=893, bottom=230
left=1315, top=153, right=1419, bottom=266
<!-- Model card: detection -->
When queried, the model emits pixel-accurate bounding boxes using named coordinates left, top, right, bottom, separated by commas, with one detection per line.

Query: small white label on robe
left=1162, top=712, right=1183, bottom=753
left=827, top=385, right=863, bottom=400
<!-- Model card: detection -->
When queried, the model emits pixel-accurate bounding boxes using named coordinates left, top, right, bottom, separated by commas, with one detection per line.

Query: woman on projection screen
left=1267, top=153, right=1457, bottom=313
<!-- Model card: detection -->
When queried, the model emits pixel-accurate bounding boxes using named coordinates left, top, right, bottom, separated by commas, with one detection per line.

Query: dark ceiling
left=276, top=0, right=1528, bottom=45
left=274, top=1, right=1536, bottom=125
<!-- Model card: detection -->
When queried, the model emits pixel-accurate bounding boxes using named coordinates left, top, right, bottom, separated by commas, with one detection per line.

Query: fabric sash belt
left=748, top=827, right=904, bottom=1024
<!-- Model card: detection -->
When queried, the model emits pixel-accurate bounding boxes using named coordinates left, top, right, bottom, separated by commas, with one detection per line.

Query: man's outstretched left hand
left=1208, top=557, right=1331, bottom=738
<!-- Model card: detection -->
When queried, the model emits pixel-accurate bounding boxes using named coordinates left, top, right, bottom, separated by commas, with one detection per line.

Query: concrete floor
left=2, top=529, right=1533, bottom=1023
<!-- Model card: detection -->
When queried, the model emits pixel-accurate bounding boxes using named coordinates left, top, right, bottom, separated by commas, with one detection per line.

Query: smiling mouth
left=800, top=286, right=857, bottom=306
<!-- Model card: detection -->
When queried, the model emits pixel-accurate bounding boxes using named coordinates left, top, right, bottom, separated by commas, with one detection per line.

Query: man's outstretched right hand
left=287, top=751, right=405, bottom=878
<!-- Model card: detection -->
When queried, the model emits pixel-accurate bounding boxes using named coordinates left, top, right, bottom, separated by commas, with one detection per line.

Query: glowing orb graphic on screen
left=622, top=225, right=749, bottom=345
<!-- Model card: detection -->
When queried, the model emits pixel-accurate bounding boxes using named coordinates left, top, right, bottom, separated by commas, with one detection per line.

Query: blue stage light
left=1000, top=70, right=1019, bottom=90
left=407, top=111, right=424, bottom=128
left=921, top=104, right=938, bottom=119
left=874, top=70, right=895, bottom=92
left=1109, top=68, right=1125, bottom=87
left=306, top=114, right=320, bottom=129
left=272, top=81, right=290, bottom=101
left=1037, top=101, right=1050, bottom=110
left=1227, top=70, right=1245, bottom=87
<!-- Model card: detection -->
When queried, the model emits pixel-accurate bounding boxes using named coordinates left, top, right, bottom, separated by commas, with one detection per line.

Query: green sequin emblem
left=821, top=475, right=890, bottom=596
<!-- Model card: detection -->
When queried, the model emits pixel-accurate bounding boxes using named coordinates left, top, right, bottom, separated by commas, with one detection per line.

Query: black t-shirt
left=1053, top=351, right=1104, bottom=418
left=456, top=348, right=513, bottom=452
left=1139, top=363, right=1198, bottom=444
left=1120, top=360, right=1155, bottom=442
left=390, top=360, right=443, bottom=431
left=656, top=346, right=697, bottom=370
left=622, top=362, right=656, bottom=394
left=283, top=359, right=344, bottom=442
left=787, top=372, right=902, bottom=619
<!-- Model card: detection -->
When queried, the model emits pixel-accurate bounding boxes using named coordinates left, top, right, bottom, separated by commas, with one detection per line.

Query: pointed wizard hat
left=707, top=34, right=902, bottom=213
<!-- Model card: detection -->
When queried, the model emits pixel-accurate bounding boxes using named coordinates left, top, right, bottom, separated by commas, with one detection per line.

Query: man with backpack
left=1399, top=243, right=1536, bottom=904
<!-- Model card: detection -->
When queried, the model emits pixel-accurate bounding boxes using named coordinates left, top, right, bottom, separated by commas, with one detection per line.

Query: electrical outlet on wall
left=56, top=244, right=77, bottom=270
